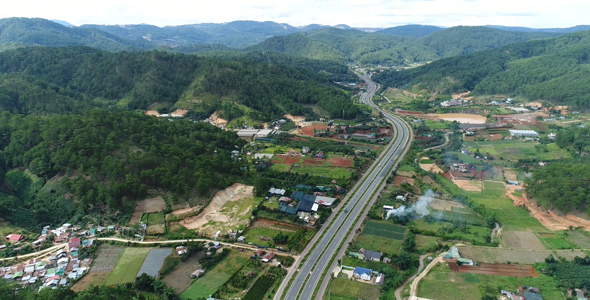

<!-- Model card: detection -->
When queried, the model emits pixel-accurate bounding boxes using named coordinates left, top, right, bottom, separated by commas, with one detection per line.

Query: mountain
left=488, top=25, right=590, bottom=34
left=247, top=26, right=558, bottom=65
left=373, top=30, right=590, bottom=108
left=50, top=19, right=74, bottom=27
left=0, top=46, right=359, bottom=120
left=376, top=25, right=443, bottom=37
left=0, top=17, right=154, bottom=51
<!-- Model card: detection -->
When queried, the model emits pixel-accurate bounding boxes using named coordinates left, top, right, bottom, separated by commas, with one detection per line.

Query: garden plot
left=71, top=244, right=124, bottom=292
left=429, top=199, right=465, bottom=211
left=330, top=277, right=381, bottom=300
left=145, top=212, right=166, bottom=235
left=568, top=231, right=590, bottom=249
left=179, top=183, right=257, bottom=237
left=501, top=231, right=546, bottom=250
left=130, top=196, right=167, bottom=224
left=391, top=176, right=414, bottom=186
left=105, top=247, right=151, bottom=285
left=137, top=248, right=172, bottom=278
left=452, top=179, right=482, bottom=192
left=503, top=168, right=518, bottom=181
left=162, top=252, right=204, bottom=294
left=420, top=158, right=444, bottom=173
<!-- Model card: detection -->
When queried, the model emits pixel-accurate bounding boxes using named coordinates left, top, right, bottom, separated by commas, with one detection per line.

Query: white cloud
left=0, top=0, right=587, bottom=28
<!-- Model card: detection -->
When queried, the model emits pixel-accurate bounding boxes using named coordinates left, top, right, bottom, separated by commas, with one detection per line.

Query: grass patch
left=354, top=234, right=402, bottom=255
left=330, top=277, right=381, bottom=300
left=291, top=166, right=352, bottom=179
left=415, top=235, right=439, bottom=252
left=105, top=248, right=151, bottom=285
left=270, top=164, right=291, bottom=172
left=181, top=250, right=250, bottom=300
left=397, top=165, right=416, bottom=172
left=420, top=159, right=434, bottom=164
left=363, top=221, right=406, bottom=240
left=483, top=181, right=505, bottom=189
left=242, top=227, right=297, bottom=246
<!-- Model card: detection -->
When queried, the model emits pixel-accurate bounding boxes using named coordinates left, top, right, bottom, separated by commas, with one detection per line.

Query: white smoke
left=386, top=190, right=436, bottom=219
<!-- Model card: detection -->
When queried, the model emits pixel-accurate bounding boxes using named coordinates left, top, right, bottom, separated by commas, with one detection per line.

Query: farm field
left=362, top=221, right=406, bottom=240
left=329, top=277, right=381, bottom=300
left=181, top=250, right=250, bottom=300
left=162, top=253, right=204, bottom=294
left=457, top=245, right=587, bottom=264
left=243, top=227, right=298, bottom=246
left=137, top=248, right=172, bottom=278
left=130, top=196, right=167, bottom=224
left=290, top=165, right=353, bottom=179
left=145, top=212, right=166, bottom=235
left=418, top=262, right=563, bottom=300
left=433, top=209, right=484, bottom=225
left=104, top=247, right=151, bottom=286
left=71, top=244, right=124, bottom=291
left=567, top=231, right=590, bottom=248
left=501, top=231, right=546, bottom=250
left=409, top=219, right=491, bottom=244
left=456, top=263, right=538, bottom=277
left=354, top=234, right=402, bottom=254
left=464, top=140, right=571, bottom=161
left=415, top=235, right=439, bottom=252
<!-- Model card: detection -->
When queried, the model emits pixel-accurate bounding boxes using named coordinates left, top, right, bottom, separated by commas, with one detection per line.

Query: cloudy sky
left=1, top=0, right=587, bottom=28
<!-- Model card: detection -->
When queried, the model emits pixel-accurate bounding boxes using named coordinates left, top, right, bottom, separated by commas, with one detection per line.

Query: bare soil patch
left=72, top=244, right=124, bottom=291
left=392, top=176, right=414, bottom=186
left=169, top=206, right=202, bottom=220
left=179, top=184, right=255, bottom=237
left=452, top=179, right=482, bottom=192
left=130, top=196, right=167, bottom=224
left=455, top=263, right=538, bottom=277
left=301, top=124, right=328, bottom=136
left=431, top=113, right=487, bottom=124
left=162, top=252, right=204, bottom=294
left=273, top=155, right=300, bottom=164
left=420, top=163, right=444, bottom=173
left=496, top=112, right=547, bottom=126
left=421, top=176, right=441, bottom=188
left=209, top=111, right=227, bottom=127
left=506, top=185, right=590, bottom=231
left=429, top=199, right=465, bottom=211
left=397, top=170, right=417, bottom=177
left=71, top=272, right=109, bottom=292
left=457, top=245, right=587, bottom=264
left=503, top=168, right=518, bottom=181
left=303, top=158, right=323, bottom=165
left=501, top=231, right=546, bottom=250
left=146, top=224, right=166, bottom=235
left=329, top=157, right=353, bottom=167
left=250, top=219, right=303, bottom=232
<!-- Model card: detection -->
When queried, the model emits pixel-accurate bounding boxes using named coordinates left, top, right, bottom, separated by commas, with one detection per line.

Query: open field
left=181, top=250, right=250, bottom=300
left=391, top=176, right=414, bottom=186
left=130, top=196, right=167, bottom=224
left=418, top=280, right=481, bottom=300
left=429, top=198, right=465, bottom=211
left=457, top=245, right=587, bottom=264
left=330, top=277, right=381, bottom=300
left=243, top=227, right=297, bottom=246
left=105, top=247, right=151, bottom=285
left=501, top=231, right=546, bottom=250
left=452, top=179, right=482, bottom=192
left=503, top=168, right=518, bottom=181
left=416, top=234, right=439, bottom=252
left=354, top=234, right=402, bottom=254
left=362, top=221, right=406, bottom=240
left=72, top=244, right=124, bottom=291
left=162, top=253, right=204, bottom=294
left=568, top=231, right=590, bottom=248
left=137, top=248, right=172, bottom=278
left=464, top=140, right=571, bottom=161
left=291, top=165, right=353, bottom=179
left=420, top=161, right=443, bottom=173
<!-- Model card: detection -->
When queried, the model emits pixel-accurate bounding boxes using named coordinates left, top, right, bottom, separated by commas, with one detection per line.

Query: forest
left=374, top=30, right=590, bottom=108
left=0, top=110, right=246, bottom=229
left=0, top=46, right=360, bottom=120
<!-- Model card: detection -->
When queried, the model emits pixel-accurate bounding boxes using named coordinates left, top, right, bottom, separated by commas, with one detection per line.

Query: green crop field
left=105, top=247, right=151, bottom=285
left=362, top=221, right=406, bottom=240
left=434, top=210, right=484, bottom=226
left=147, top=213, right=164, bottom=224
left=354, top=234, right=402, bottom=254
left=270, top=164, right=291, bottom=172
left=243, top=227, right=297, bottom=246
left=465, top=140, right=571, bottom=161
left=397, top=165, right=416, bottom=172
left=291, top=166, right=352, bottom=179
left=483, top=181, right=505, bottom=189
left=420, top=159, right=434, bottom=164
left=181, top=250, right=250, bottom=300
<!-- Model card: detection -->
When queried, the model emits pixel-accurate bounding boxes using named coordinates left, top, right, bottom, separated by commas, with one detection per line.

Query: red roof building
left=6, top=234, right=24, bottom=242
left=68, top=237, right=81, bottom=249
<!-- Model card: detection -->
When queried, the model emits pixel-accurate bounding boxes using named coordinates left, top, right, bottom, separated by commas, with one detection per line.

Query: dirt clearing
left=454, top=263, right=537, bottom=277
left=329, top=157, right=353, bottom=167
left=453, top=179, right=482, bottom=192
left=397, top=170, right=417, bottom=177
left=506, top=185, right=590, bottom=231
left=420, top=162, right=444, bottom=173
left=457, top=245, right=586, bottom=264
left=429, top=199, right=465, bottom=211
left=431, top=113, right=487, bottom=124
left=179, top=183, right=256, bottom=237
left=392, top=176, right=415, bottom=186
left=501, top=231, right=546, bottom=250
left=503, top=168, right=518, bottom=181
left=162, top=252, right=204, bottom=294
left=301, top=123, right=328, bottom=136
left=130, top=196, right=167, bottom=224
left=250, top=218, right=305, bottom=232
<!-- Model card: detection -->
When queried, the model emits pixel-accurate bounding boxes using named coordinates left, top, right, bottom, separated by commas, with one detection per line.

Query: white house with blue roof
left=353, top=267, right=373, bottom=281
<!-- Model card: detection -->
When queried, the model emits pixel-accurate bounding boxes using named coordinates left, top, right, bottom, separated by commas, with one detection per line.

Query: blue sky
left=1, top=0, right=587, bottom=28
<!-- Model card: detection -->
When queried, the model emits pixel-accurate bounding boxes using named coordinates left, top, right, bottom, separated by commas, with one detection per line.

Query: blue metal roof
left=353, top=267, right=373, bottom=276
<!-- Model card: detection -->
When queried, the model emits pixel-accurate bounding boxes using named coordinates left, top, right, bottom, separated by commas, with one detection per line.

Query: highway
left=280, top=73, right=412, bottom=300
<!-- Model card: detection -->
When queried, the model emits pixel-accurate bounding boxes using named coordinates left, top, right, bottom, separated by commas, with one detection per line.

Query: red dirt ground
left=303, top=159, right=323, bottom=165
left=329, top=157, right=353, bottom=167
left=301, top=124, right=329, bottom=136
left=396, top=110, right=424, bottom=115
left=272, top=155, right=300, bottom=164
left=442, top=173, right=453, bottom=180
left=453, top=263, right=538, bottom=277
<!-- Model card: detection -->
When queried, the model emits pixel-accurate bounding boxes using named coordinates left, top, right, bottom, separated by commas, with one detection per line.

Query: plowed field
left=455, top=263, right=538, bottom=277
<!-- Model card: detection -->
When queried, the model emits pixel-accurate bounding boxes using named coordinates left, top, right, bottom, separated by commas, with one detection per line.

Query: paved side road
left=0, top=243, right=67, bottom=262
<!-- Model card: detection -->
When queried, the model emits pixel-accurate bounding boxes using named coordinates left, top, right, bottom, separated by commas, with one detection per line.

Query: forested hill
left=246, top=26, right=558, bottom=65
left=373, top=30, right=590, bottom=108
left=0, top=46, right=359, bottom=120
left=0, top=110, right=246, bottom=229
left=376, top=25, right=444, bottom=37
left=0, top=17, right=154, bottom=51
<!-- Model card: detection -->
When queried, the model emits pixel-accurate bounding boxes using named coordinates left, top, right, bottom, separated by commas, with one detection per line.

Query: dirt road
left=0, top=243, right=67, bottom=261
left=395, top=254, right=429, bottom=300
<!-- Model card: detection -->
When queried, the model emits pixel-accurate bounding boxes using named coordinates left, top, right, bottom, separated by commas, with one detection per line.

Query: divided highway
left=278, top=73, right=412, bottom=300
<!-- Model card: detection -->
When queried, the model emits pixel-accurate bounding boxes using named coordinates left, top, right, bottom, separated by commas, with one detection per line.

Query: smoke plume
left=386, top=190, right=435, bottom=219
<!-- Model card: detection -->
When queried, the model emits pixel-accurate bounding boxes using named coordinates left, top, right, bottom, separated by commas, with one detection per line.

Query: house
left=0, top=245, right=6, bottom=250
left=348, top=252, right=365, bottom=260
left=383, top=205, right=394, bottom=212
left=176, top=246, right=187, bottom=255
left=68, top=237, right=81, bottom=249
left=440, top=99, right=462, bottom=107
left=375, top=273, right=385, bottom=285
left=523, top=292, right=543, bottom=300
left=255, top=250, right=265, bottom=257
left=575, top=289, right=587, bottom=300
left=191, top=269, right=206, bottom=278
left=302, top=147, right=311, bottom=154
left=261, top=252, right=275, bottom=263
left=365, top=250, right=382, bottom=262
left=396, top=195, right=406, bottom=201
left=507, top=180, right=520, bottom=186
left=237, top=236, right=245, bottom=243
left=5, top=234, right=25, bottom=243
left=314, top=196, right=336, bottom=207
left=525, top=287, right=540, bottom=293
left=509, top=130, right=539, bottom=138
left=353, top=267, right=373, bottom=281
left=548, top=133, right=556, bottom=139
left=315, top=151, right=325, bottom=159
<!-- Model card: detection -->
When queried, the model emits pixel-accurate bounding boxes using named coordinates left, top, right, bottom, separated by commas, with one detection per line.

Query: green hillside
left=373, top=30, right=590, bottom=107
left=376, top=25, right=444, bottom=37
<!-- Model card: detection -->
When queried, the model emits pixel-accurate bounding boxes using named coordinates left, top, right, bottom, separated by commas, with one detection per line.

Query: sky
left=1, top=0, right=588, bottom=28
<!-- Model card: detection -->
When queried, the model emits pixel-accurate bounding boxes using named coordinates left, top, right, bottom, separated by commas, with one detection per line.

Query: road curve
left=280, top=73, right=412, bottom=300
